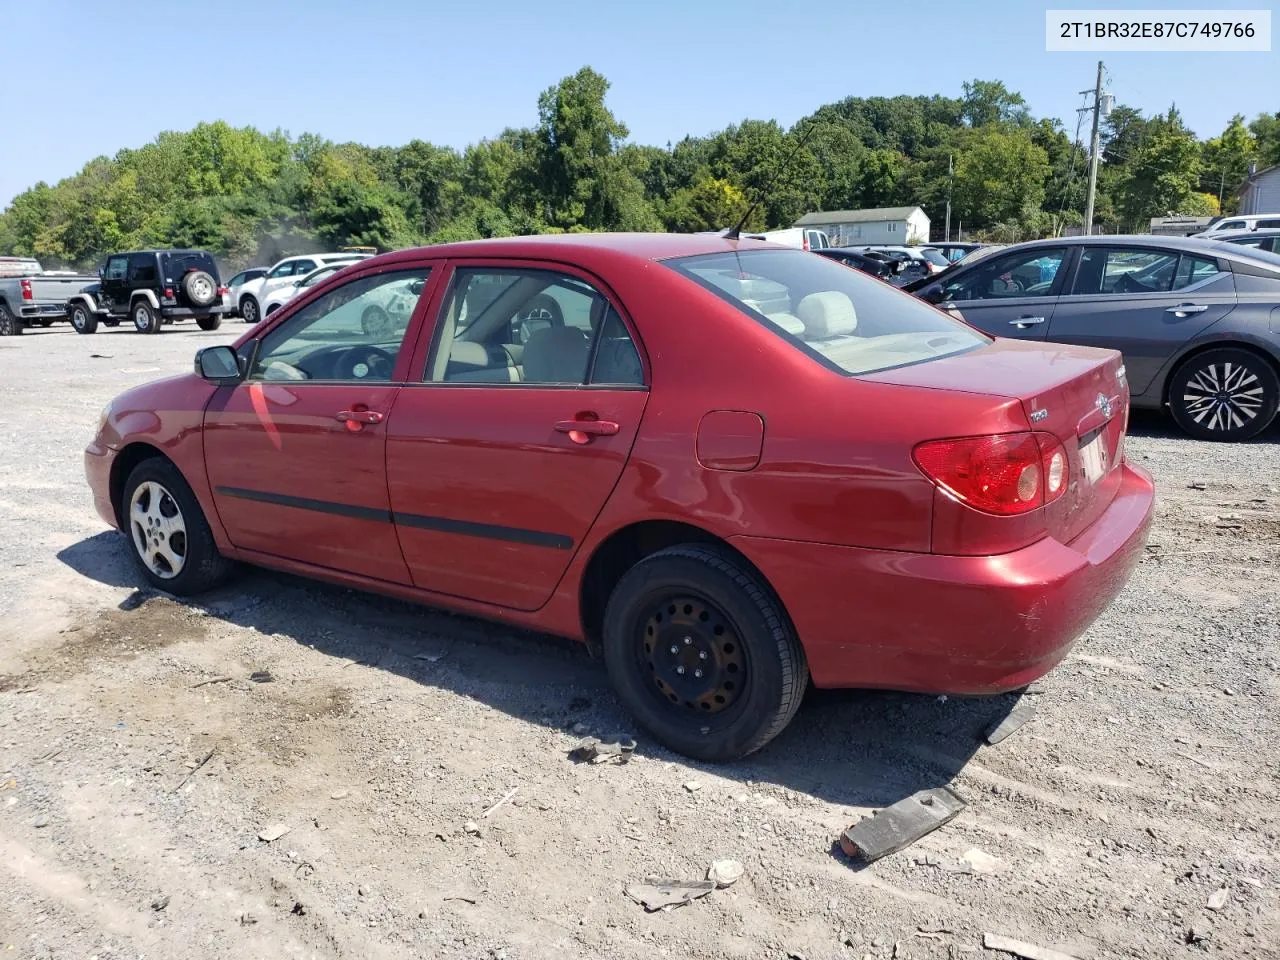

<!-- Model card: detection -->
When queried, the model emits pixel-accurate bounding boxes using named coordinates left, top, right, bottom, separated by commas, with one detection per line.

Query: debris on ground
left=984, top=703, right=1037, bottom=745
left=249, top=671, right=274, bottom=684
left=463, top=820, right=481, bottom=837
left=257, top=824, right=291, bottom=843
left=151, top=895, right=170, bottom=912
left=961, top=847, right=1002, bottom=875
left=190, top=676, right=232, bottom=689
left=118, top=590, right=151, bottom=611
left=894, top=931, right=946, bottom=957
left=1207, top=888, right=1229, bottom=911
left=1186, top=922, right=1211, bottom=944
left=624, top=877, right=717, bottom=911
left=706, top=859, right=744, bottom=888
left=568, top=736, right=636, bottom=764
left=839, top=787, right=967, bottom=863
left=170, top=747, right=216, bottom=794
left=682, top=781, right=702, bottom=793
left=330, top=789, right=349, bottom=800
left=482, top=787, right=519, bottom=818
left=982, top=932, right=1080, bottom=960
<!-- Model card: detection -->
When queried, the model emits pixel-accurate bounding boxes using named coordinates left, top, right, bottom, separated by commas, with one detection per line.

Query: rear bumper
left=730, top=462, right=1154, bottom=694
left=160, top=305, right=226, bottom=318
left=85, top=442, right=119, bottom=530
left=20, top=304, right=68, bottom=318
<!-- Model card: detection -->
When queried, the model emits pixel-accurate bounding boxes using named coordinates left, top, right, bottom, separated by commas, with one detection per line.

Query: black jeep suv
left=67, top=250, right=227, bottom=335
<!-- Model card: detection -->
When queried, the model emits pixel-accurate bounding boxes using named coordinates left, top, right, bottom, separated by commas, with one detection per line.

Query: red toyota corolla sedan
left=85, top=234, right=1154, bottom=761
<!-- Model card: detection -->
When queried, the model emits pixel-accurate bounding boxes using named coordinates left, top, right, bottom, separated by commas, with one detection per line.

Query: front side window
left=1217, top=220, right=1247, bottom=231
left=249, top=268, right=430, bottom=382
left=666, top=249, right=987, bottom=377
left=943, top=248, right=1066, bottom=301
left=267, top=261, right=296, bottom=279
left=1072, top=248, right=1179, bottom=295
left=427, top=267, right=644, bottom=386
left=105, top=257, right=128, bottom=281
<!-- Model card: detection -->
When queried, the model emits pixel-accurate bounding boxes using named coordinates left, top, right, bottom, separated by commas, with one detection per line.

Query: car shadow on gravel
left=1127, top=408, right=1280, bottom=443
left=58, top=531, right=1012, bottom=814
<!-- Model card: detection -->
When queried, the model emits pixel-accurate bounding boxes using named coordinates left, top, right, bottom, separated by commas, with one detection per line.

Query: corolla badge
left=1097, top=393, right=1113, bottom=418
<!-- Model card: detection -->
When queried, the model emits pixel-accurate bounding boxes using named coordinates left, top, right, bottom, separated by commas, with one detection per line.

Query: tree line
left=2, top=67, right=1277, bottom=269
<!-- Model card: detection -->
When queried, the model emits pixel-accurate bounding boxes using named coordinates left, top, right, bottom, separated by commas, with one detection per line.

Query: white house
left=1237, top=163, right=1280, bottom=215
left=793, top=207, right=931, bottom=246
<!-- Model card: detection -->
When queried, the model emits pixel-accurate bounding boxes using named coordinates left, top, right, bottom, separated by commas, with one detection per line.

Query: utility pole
left=1082, top=60, right=1105, bottom=236
left=945, top=153, right=953, bottom=242
left=1218, top=168, right=1226, bottom=208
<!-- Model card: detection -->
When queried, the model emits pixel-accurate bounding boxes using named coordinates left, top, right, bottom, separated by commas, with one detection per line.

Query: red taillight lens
left=802, top=237, right=810, bottom=251
left=20, top=279, right=32, bottom=300
left=164, top=287, right=174, bottom=299
left=913, top=432, right=1064, bottom=516
left=217, top=286, right=228, bottom=296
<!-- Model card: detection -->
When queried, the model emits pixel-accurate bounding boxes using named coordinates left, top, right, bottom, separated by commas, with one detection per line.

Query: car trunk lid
left=863, top=338, right=1130, bottom=546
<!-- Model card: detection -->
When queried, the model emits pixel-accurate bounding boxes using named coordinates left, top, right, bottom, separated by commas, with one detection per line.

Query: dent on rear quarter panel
left=109, top=375, right=230, bottom=550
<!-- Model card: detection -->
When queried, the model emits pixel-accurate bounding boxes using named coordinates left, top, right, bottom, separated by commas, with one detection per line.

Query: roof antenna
left=724, top=122, right=818, bottom=241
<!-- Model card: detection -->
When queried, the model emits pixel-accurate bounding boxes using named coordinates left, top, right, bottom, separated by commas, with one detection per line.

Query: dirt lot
left=1, top=322, right=1278, bottom=960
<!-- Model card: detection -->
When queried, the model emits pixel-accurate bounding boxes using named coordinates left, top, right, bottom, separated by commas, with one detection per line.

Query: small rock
left=683, top=781, right=702, bottom=793
left=1207, top=888, right=1229, bottom=911
left=330, top=789, right=349, bottom=800
left=151, top=895, right=170, bottom=912
left=32, top=815, right=49, bottom=829
left=961, top=847, right=1001, bottom=874
left=464, top=820, right=481, bottom=837
left=238, top=912, right=258, bottom=926
left=258, top=824, right=291, bottom=843
left=1186, top=921, right=1210, bottom=943
left=358, top=886, right=369, bottom=897
left=707, top=859, right=744, bottom=888
left=249, top=671, right=275, bottom=684
left=1223, top=688, right=1234, bottom=696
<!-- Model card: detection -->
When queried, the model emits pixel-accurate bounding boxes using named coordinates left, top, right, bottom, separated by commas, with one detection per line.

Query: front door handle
left=1166, top=303, right=1209, bottom=315
left=336, top=408, right=384, bottom=432
left=1009, top=316, right=1046, bottom=327
left=555, top=418, right=620, bottom=445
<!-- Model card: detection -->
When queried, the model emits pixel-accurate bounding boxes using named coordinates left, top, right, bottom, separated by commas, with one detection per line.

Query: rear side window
left=161, top=252, right=217, bottom=283
left=1217, top=220, right=1247, bottom=230
left=666, top=249, right=987, bottom=376
left=1259, top=219, right=1280, bottom=229
left=1072, top=248, right=1178, bottom=295
left=1172, top=255, right=1220, bottom=289
left=129, top=254, right=158, bottom=285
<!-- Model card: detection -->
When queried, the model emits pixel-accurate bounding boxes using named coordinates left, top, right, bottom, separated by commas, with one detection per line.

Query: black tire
left=265, top=303, right=280, bottom=316
left=70, top=302, right=98, bottom=335
left=182, top=270, right=218, bottom=307
left=196, top=315, right=222, bottom=331
left=120, top=458, right=233, bottom=596
left=602, top=544, right=808, bottom=762
left=1168, top=347, right=1280, bottom=441
left=0, top=304, right=22, bottom=336
left=240, top=296, right=260, bottom=324
left=132, top=300, right=161, bottom=334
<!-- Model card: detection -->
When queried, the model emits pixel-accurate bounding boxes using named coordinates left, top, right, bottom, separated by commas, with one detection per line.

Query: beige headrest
left=797, top=292, right=857, bottom=339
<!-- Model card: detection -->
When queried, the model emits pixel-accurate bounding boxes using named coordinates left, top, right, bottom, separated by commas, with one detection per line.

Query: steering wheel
left=338, top=346, right=396, bottom=381
left=515, top=293, right=564, bottom=344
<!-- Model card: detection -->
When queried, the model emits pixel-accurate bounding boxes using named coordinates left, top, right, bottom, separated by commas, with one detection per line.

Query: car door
left=385, top=261, right=650, bottom=611
left=202, top=262, right=438, bottom=584
left=929, top=246, right=1069, bottom=339
left=1044, top=246, right=1236, bottom=396
left=101, top=255, right=131, bottom=312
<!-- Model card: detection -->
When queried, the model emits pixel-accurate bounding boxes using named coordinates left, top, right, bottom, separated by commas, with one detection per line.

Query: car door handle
left=1009, top=316, right=1046, bottom=327
left=1166, top=303, right=1209, bottom=315
left=554, top=418, right=619, bottom=444
left=336, top=409, right=384, bottom=424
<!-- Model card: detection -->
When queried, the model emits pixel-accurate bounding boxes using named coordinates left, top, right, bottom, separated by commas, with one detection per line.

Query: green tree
left=661, top=176, right=754, bottom=232
left=1202, top=115, right=1258, bottom=211
left=1117, top=108, right=1203, bottom=228
left=1248, top=112, right=1280, bottom=167
left=951, top=127, right=1050, bottom=228
left=961, top=79, right=1031, bottom=127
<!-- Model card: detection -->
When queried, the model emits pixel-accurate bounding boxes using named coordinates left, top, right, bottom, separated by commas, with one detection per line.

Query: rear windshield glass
left=666, top=249, right=989, bottom=375
left=161, top=252, right=218, bottom=283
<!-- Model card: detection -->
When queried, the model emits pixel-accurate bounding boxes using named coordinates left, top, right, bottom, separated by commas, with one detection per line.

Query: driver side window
left=248, top=268, right=430, bottom=382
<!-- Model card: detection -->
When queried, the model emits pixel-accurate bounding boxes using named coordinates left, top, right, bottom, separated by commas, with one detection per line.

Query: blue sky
left=4, top=0, right=1276, bottom=209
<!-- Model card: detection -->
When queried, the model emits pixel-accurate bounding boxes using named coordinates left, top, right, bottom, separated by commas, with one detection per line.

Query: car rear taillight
left=217, top=286, right=228, bottom=296
left=20, top=279, right=32, bottom=300
left=164, top=287, right=174, bottom=299
left=802, top=237, right=810, bottom=251
left=913, top=432, right=1066, bottom=517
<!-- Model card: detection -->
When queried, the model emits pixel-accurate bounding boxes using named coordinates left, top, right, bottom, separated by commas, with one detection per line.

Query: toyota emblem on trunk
left=1097, top=393, right=1112, bottom=418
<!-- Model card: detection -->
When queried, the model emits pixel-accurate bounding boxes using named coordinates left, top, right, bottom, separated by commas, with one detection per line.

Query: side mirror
left=293, top=279, right=304, bottom=287
left=195, top=345, right=242, bottom=384
left=98, top=266, right=105, bottom=279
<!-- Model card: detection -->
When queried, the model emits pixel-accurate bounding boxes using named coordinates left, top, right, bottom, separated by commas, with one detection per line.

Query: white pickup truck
left=0, top=257, right=98, bottom=336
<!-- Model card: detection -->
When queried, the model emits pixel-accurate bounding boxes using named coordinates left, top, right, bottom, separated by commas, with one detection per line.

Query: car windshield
left=666, top=249, right=988, bottom=376
left=161, top=252, right=218, bottom=283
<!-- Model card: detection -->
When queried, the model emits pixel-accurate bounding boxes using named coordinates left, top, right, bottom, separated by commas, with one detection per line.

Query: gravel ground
left=1, top=322, right=1278, bottom=960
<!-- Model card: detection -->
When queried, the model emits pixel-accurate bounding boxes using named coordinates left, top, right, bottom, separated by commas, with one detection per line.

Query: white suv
left=1195, top=214, right=1280, bottom=237
left=236, top=253, right=372, bottom=324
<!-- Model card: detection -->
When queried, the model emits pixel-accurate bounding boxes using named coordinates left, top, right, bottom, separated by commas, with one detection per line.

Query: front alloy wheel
left=1170, top=348, right=1279, bottom=441
left=129, top=481, right=187, bottom=579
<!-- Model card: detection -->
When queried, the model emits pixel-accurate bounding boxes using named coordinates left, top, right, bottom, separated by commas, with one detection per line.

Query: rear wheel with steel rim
left=0, top=305, right=22, bottom=336
left=133, top=300, right=161, bottom=334
left=1169, top=347, right=1279, bottom=441
left=602, top=544, right=807, bottom=762
left=120, top=458, right=233, bottom=594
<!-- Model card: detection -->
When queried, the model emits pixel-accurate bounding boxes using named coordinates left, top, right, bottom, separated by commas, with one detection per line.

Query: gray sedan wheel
left=1169, top=347, right=1280, bottom=441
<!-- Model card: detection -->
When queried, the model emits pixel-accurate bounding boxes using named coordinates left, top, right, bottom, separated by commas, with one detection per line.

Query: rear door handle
left=555, top=418, right=619, bottom=444
left=1166, top=303, right=1208, bottom=315
left=1009, top=316, right=1046, bottom=327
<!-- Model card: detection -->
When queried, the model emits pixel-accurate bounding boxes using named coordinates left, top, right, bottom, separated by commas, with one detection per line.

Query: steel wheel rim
left=72, top=307, right=86, bottom=330
left=638, top=594, right=748, bottom=716
left=134, top=305, right=150, bottom=330
left=243, top=300, right=257, bottom=322
left=129, top=481, right=187, bottom=579
left=1183, top=361, right=1265, bottom=432
left=191, top=277, right=213, bottom=302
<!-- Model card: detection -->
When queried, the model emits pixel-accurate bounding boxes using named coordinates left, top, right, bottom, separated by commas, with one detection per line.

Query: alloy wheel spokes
left=129, top=481, right=187, bottom=579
